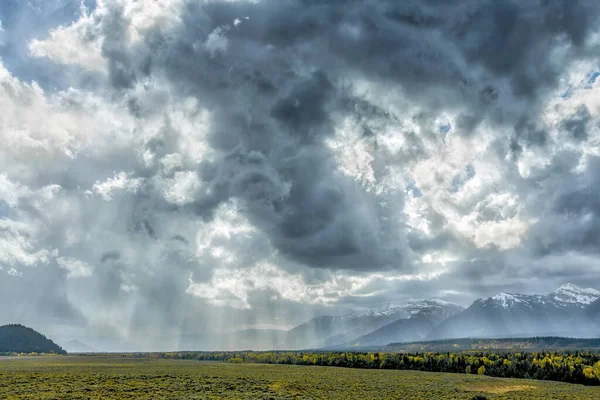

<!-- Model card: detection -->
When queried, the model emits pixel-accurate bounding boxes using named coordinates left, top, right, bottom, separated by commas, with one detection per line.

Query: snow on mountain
left=477, top=284, right=600, bottom=310
left=488, top=292, right=525, bottom=308
left=429, top=283, right=600, bottom=340
left=291, top=283, right=600, bottom=348
left=337, top=304, right=412, bottom=321
left=288, top=299, right=463, bottom=348
left=550, top=283, right=600, bottom=306
left=406, top=299, right=465, bottom=318
left=479, top=292, right=548, bottom=309
left=344, top=300, right=464, bottom=347
left=340, top=299, right=462, bottom=321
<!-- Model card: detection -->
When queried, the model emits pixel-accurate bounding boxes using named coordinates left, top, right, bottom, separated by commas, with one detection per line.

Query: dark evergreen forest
left=0, top=324, right=65, bottom=355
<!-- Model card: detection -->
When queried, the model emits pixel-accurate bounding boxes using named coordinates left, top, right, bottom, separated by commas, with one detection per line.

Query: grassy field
left=0, top=356, right=598, bottom=399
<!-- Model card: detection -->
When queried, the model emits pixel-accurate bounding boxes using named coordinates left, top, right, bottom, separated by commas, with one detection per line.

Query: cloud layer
left=1, top=0, right=600, bottom=344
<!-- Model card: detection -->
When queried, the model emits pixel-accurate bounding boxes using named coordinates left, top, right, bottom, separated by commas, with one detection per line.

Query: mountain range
left=287, top=299, right=465, bottom=348
left=294, top=283, right=600, bottom=350
left=429, top=284, right=600, bottom=340
left=60, top=283, right=600, bottom=351
left=344, top=300, right=464, bottom=348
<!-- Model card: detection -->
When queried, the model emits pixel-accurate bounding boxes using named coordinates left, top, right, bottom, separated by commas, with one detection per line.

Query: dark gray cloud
left=511, top=117, right=549, bottom=159
left=560, top=104, right=592, bottom=141
left=0, top=261, right=86, bottom=329
left=95, top=0, right=599, bottom=271
left=527, top=153, right=600, bottom=256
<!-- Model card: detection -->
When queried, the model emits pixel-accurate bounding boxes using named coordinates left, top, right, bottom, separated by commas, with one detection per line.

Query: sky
left=1, top=0, right=600, bottom=345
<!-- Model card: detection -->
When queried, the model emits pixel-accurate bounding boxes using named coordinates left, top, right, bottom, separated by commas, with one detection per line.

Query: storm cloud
left=1, top=0, right=600, bottom=346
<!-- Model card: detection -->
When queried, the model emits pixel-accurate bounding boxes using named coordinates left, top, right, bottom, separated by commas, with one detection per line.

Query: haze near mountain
left=63, top=283, right=600, bottom=352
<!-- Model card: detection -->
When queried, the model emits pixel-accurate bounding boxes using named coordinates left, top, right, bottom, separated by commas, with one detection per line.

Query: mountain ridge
left=287, top=299, right=464, bottom=349
left=428, top=283, right=600, bottom=340
left=78, top=283, right=600, bottom=351
left=321, top=283, right=600, bottom=349
left=225, top=283, right=600, bottom=350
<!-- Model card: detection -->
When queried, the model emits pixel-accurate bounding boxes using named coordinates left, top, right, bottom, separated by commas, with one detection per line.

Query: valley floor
left=0, top=356, right=598, bottom=399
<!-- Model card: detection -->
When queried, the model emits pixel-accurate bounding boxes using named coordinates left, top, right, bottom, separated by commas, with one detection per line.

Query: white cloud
left=0, top=173, right=30, bottom=207
left=187, top=262, right=377, bottom=309
left=0, top=219, right=56, bottom=269
left=452, top=213, right=532, bottom=250
left=120, top=283, right=138, bottom=292
left=203, top=26, right=229, bottom=57
left=57, top=256, right=93, bottom=278
left=92, top=172, right=144, bottom=201
left=0, top=63, right=82, bottom=160
left=29, top=0, right=185, bottom=72
left=123, top=0, right=184, bottom=37
left=160, top=171, right=201, bottom=205
left=29, top=6, right=107, bottom=73
left=194, top=200, right=258, bottom=265
left=327, top=117, right=376, bottom=190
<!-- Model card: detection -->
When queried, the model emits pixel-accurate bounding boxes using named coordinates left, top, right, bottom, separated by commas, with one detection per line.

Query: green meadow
left=0, top=355, right=598, bottom=399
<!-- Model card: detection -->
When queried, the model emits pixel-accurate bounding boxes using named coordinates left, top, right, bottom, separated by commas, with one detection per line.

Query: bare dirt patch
left=465, top=383, right=537, bottom=394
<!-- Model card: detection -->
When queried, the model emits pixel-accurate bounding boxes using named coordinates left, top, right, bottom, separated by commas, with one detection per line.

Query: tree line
left=143, top=350, right=600, bottom=385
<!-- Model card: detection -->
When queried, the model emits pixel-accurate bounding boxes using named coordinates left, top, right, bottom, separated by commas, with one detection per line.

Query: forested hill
left=0, top=324, right=66, bottom=354
left=384, top=337, right=600, bottom=352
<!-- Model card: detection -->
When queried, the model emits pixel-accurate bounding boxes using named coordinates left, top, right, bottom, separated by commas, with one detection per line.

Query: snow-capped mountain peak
left=477, top=291, right=552, bottom=310
left=476, top=283, right=600, bottom=311
left=429, top=298, right=456, bottom=306
left=409, top=299, right=463, bottom=310
left=341, top=299, right=463, bottom=320
left=344, top=303, right=410, bottom=319
left=551, top=283, right=600, bottom=305
left=291, top=298, right=465, bottom=348
left=485, top=292, right=529, bottom=309
left=492, top=292, right=517, bottom=301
